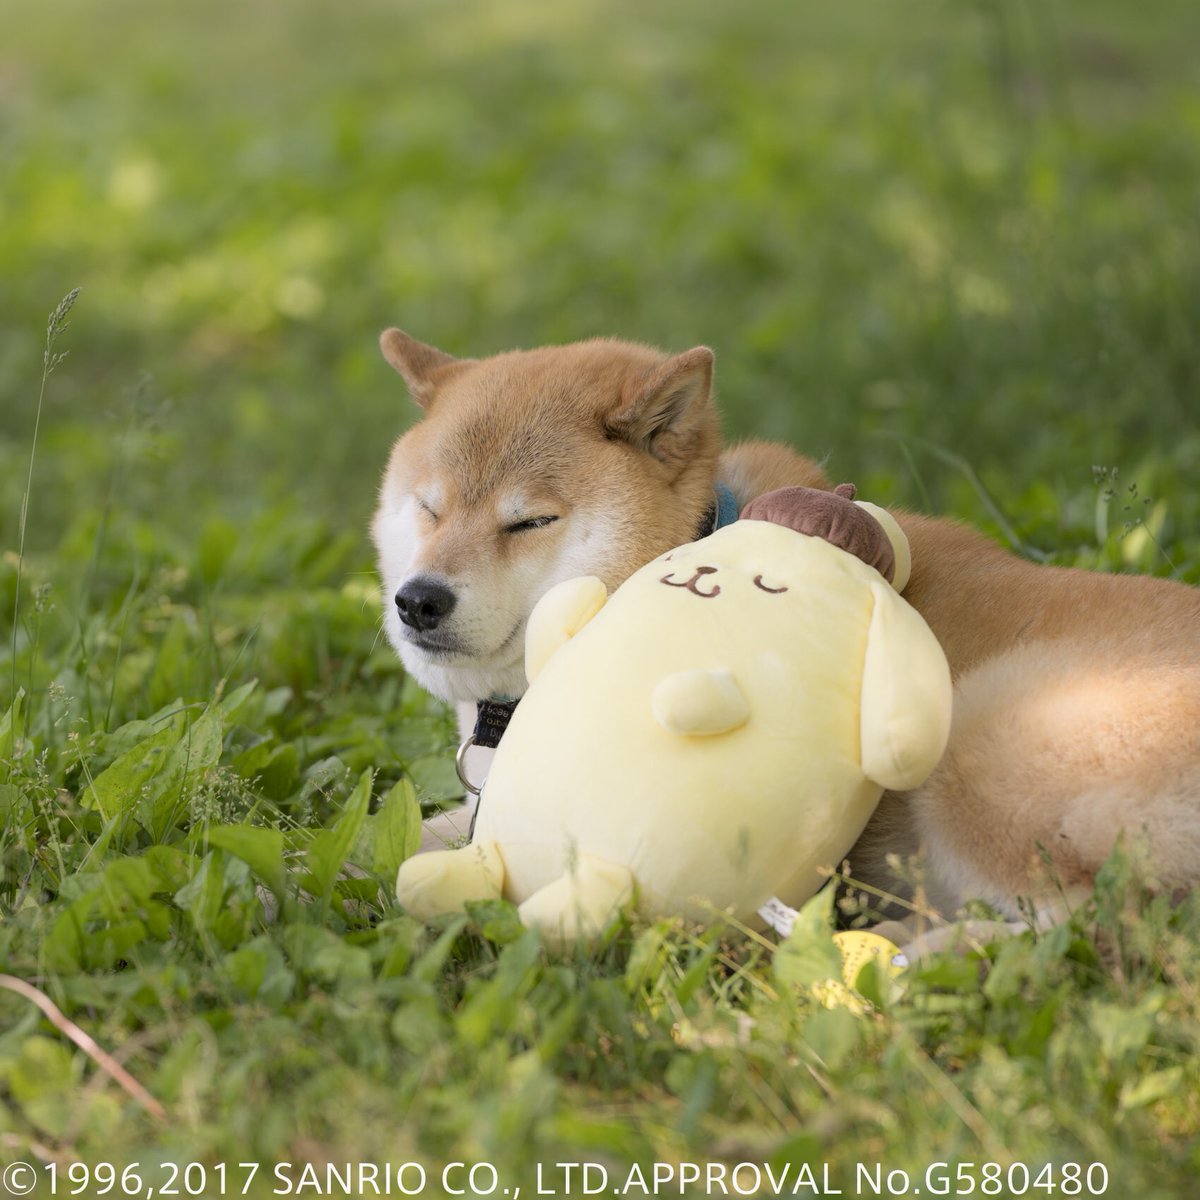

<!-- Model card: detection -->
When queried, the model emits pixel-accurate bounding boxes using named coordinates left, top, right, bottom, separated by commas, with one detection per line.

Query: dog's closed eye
left=505, top=515, right=560, bottom=534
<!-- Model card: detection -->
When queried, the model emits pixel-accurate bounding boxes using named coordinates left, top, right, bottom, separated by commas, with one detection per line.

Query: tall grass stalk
left=10, top=287, right=80, bottom=709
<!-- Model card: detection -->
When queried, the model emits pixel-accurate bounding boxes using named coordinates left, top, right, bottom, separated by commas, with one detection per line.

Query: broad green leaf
left=174, top=849, right=228, bottom=932
left=100, top=854, right=156, bottom=905
left=0, top=689, right=25, bottom=781
left=407, top=753, right=463, bottom=804
left=802, top=1005, right=864, bottom=1069
left=456, top=929, right=544, bottom=1049
left=0, top=782, right=22, bottom=818
left=80, top=718, right=180, bottom=819
left=43, top=852, right=181, bottom=970
left=282, top=924, right=372, bottom=987
left=389, top=984, right=448, bottom=1054
left=465, top=899, right=526, bottom=947
left=297, top=755, right=350, bottom=808
left=306, top=767, right=372, bottom=906
left=492, top=927, right=543, bottom=992
left=624, top=922, right=671, bottom=994
left=204, top=824, right=287, bottom=903
left=44, top=896, right=150, bottom=972
left=1120, top=1066, right=1186, bottom=1111
left=368, top=777, right=423, bottom=881
left=84, top=717, right=159, bottom=774
left=9, top=1036, right=76, bottom=1138
left=231, top=738, right=274, bottom=780
left=216, top=678, right=258, bottom=720
left=258, top=743, right=301, bottom=799
left=42, top=893, right=98, bottom=971
left=222, top=936, right=296, bottom=1005
left=375, top=916, right=424, bottom=979
left=140, top=706, right=224, bottom=838
left=143, top=842, right=198, bottom=892
left=1088, top=995, right=1163, bottom=1069
left=773, top=887, right=843, bottom=990
left=411, top=914, right=470, bottom=983
left=175, top=852, right=255, bottom=949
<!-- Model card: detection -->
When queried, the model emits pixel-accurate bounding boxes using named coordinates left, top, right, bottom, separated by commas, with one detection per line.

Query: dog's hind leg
left=855, top=642, right=1200, bottom=921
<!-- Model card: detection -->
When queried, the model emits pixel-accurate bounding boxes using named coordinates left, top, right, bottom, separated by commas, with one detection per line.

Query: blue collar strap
left=696, top=481, right=741, bottom=540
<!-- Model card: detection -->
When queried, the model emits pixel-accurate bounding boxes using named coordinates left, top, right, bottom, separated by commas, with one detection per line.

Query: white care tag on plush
left=758, top=896, right=800, bottom=937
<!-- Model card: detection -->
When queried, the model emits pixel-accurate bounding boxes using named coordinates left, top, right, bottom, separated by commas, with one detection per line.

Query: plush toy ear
left=524, top=576, right=609, bottom=684
left=605, top=346, right=714, bottom=465
left=853, top=502, right=911, bottom=592
left=859, top=580, right=953, bottom=791
left=379, top=328, right=473, bottom=408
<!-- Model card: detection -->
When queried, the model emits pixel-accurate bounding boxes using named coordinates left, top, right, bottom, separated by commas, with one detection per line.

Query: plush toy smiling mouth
left=659, top=565, right=721, bottom=597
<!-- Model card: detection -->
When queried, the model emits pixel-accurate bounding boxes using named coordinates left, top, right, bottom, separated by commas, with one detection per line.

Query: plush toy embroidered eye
left=397, top=485, right=951, bottom=946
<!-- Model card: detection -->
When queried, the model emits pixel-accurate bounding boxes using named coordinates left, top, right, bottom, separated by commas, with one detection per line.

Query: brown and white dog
left=371, top=330, right=1200, bottom=923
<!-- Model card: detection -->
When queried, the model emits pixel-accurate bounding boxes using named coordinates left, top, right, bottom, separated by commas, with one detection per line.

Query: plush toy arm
left=524, top=575, right=608, bottom=683
left=859, top=581, right=953, bottom=791
left=651, top=668, right=751, bottom=736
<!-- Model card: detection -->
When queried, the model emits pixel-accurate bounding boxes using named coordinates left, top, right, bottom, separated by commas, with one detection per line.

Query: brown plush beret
left=739, top=483, right=897, bottom=584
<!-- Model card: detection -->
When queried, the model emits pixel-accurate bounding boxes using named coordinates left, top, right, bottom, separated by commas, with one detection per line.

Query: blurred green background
left=4, top=0, right=1199, bottom=564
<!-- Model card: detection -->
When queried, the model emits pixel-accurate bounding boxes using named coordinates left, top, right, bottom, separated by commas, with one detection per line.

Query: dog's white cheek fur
left=374, top=504, right=625, bottom=705
left=438, top=510, right=624, bottom=700
left=372, top=499, right=421, bottom=655
left=547, top=510, right=622, bottom=589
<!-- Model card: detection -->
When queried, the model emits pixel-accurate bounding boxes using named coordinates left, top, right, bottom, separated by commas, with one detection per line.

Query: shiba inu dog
left=372, top=329, right=1200, bottom=922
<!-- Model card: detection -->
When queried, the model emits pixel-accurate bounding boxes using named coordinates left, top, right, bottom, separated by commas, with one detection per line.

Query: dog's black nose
left=394, top=577, right=457, bottom=632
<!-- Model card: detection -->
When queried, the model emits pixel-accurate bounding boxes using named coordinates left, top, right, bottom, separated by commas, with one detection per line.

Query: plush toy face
left=397, top=512, right=953, bottom=943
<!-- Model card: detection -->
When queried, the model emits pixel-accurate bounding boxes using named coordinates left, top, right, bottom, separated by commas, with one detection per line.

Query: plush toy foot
left=396, top=842, right=505, bottom=921
left=517, top=855, right=635, bottom=947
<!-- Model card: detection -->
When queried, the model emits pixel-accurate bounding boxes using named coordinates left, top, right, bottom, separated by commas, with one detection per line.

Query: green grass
left=2, top=0, right=1200, bottom=1194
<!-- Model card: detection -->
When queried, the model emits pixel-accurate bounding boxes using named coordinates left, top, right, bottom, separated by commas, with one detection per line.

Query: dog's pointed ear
left=606, top=346, right=715, bottom=464
left=380, top=328, right=470, bottom=408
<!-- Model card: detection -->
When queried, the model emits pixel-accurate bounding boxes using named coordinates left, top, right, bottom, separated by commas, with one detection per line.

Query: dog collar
left=472, top=697, right=519, bottom=749
left=455, top=696, right=520, bottom=797
left=696, top=481, right=740, bottom=540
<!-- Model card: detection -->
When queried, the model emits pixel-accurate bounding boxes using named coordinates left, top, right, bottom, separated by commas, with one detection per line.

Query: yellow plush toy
left=396, top=486, right=953, bottom=944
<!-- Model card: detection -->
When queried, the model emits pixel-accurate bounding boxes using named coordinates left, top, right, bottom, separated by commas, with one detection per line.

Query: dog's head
left=371, top=330, right=723, bottom=704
